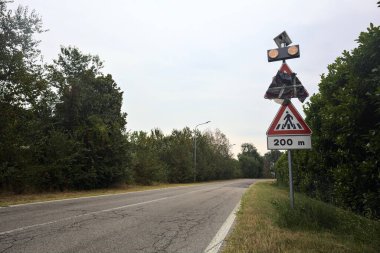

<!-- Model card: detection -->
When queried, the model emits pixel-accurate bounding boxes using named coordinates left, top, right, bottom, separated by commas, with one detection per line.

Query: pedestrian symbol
left=277, top=111, right=302, bottom=130
left=267, top=101, right=312, bottom=136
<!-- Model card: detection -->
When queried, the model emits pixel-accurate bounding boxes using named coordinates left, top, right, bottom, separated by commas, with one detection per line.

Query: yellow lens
left=268, top=49, right=279, bottom=59
left=288, top=46, right=298, bottom=56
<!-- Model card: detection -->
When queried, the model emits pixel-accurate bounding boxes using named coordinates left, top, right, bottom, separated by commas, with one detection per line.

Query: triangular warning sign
left=264, top=63, right=309, bottom=103
left=279, top=63, right=293, bottom=74
left=267, top=101, right=312, bottom=135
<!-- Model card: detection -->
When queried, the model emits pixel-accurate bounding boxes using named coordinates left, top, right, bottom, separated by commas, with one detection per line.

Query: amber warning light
left=267, top=45, right=300, bottom=62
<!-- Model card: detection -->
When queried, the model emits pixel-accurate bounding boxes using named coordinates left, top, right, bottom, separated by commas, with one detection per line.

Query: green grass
left=0, top=183, right=198, bottom=207
left=223, top=181, right=380, bottom=253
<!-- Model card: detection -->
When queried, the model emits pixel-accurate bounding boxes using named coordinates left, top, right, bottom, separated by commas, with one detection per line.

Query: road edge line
left=3, top=185, right=197, bottom=208
left=204, top=200, right=241, bottom=253
left=0, top=185, right=224, bottom=235
left=3, top=180, right=239, bottom=208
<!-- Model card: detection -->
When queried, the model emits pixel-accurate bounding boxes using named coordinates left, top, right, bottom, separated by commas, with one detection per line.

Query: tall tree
left=0, top=1, right=50, bottom=192
left=47, top=46, right=128, bottom=189
left=0, top=0, right=46, bottom=107
left=238, top=143, right=263, bottom=178
left=129, top=130, right=167, bottom=184
left=165, top=127, right=193, bottom=183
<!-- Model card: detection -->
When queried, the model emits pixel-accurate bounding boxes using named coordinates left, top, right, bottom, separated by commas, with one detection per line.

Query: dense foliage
left=238, top=143, right=264, bottom=178
left=275, top=23, right=380, bottom=218
left=0, top=1, right=264, bottom=193
left=128, top=128, right=243, bottom=185
left=0, top=0, right=129, bottom=191
left=262, top=150, right=282, bottom=178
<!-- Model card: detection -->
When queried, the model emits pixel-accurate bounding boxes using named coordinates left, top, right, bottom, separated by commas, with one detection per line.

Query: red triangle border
left=267, top=102, right=312, bottom=135
left=279, top=63, right=293, bottom=74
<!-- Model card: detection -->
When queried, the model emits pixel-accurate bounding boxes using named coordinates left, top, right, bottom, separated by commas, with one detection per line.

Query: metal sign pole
left=288, top=149, right=294, bottom=208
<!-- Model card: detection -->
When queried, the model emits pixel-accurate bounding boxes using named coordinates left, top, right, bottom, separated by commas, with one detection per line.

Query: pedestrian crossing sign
left=267, top=101, right=312, bottom=135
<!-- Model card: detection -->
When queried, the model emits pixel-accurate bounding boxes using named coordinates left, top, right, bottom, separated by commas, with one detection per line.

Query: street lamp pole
left=229, top=144, right=236, bottom=156
left=193, top=121, right=211, bottom=182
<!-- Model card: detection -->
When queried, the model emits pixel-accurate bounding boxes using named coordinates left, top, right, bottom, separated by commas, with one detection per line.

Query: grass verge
left=223, top=181, right=380, bottom=253
left=0, top=183, right=197, bottom=207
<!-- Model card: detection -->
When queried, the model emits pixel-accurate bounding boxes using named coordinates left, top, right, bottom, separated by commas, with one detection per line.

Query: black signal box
left=267, top=45, right=300, bottom=62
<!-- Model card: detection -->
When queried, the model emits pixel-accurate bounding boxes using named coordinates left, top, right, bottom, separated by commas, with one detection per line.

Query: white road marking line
left=3, top=180, right=239, bottom=208
left=204, top=200, right=241, bottom=253
left=0, top=197, right=169, bottom=236
left=5, top=185, right=197, bottom=208
left=0, top=186, right=224, bottom=236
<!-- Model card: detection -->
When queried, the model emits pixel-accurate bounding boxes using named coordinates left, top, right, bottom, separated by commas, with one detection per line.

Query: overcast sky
left=11, top=0, right=380, bottom=156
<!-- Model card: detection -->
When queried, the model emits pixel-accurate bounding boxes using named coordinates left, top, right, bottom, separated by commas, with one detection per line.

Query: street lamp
left=229, top=144, right=236, bottom=157
left=193, top=121, right=211, bottom=182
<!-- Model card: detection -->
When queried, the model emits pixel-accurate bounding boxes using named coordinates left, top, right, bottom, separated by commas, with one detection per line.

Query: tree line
left=275, top=23, right=380, bottom=219
left=0, top=1, right=272, bottom=193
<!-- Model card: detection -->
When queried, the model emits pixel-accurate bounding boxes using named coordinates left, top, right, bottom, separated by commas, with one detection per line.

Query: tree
left=129, top=130, right=167, bottom=185
left=0, top=1, right=51, bottom=192
left=263, top=150, right=282, bottom=178
left=165, top=128, right=193, bottom=183
left=307, top=23, right=379, bottom=217
left=127, top=127, right=241, bottom=184
left=47, top=46, right=128, bottom=189
left=238, top=143, right=263, bottom=178
left=0, top=0, right=46, bottom=107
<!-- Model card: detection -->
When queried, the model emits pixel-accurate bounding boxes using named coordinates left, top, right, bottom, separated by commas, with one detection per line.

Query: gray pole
left=193, top=121, right=210, bottom=183
left=288, top=149, right=294, bottom=208
left=194, top=135, right=197, bottom=182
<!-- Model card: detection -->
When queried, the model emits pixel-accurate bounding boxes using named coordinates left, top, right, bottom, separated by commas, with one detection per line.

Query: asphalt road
left=0, top=179, right=255, bottom=253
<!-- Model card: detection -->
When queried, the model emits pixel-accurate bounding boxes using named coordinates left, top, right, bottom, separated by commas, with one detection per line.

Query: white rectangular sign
left=267, top=135, right=312, bottom=150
